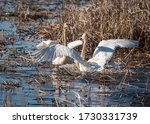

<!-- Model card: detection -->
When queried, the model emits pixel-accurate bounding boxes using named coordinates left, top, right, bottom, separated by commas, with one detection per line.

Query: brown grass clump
left=62, top=0, right=150, bottom=49
left=37, top=22, right=63, bottom=43
left=12, top=0, right=53, bottom=23
left=36, top=0, right=150, bottom=57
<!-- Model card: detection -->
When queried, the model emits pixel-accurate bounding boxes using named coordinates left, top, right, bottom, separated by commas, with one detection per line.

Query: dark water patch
left=0, top=21, right=16, bottom=36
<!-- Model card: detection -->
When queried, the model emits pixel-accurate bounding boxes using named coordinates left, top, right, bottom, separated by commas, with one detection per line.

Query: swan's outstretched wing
left=32, top=44, right=87, bottom=65
left=89, top=39, right=139, bottom=68
left=111, top=39, right=139, bottom=48
left=67, top=40, right=83, bottom=49
left=93, top=39, right=139, bottom=56
left=36, top=40, right=58, bottom=49
left=36, top=39, right=83, bottom=50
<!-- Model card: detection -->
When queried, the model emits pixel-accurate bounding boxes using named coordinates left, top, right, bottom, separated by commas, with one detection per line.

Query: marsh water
left=0, top=0, right=150, bottom=107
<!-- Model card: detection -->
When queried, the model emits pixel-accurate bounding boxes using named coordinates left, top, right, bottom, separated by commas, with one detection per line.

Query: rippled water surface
left=0, top=0, right=150, bottom=107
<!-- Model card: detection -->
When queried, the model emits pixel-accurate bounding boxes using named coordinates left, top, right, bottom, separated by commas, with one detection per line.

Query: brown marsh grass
left=37, top=0, right=150, bottom=56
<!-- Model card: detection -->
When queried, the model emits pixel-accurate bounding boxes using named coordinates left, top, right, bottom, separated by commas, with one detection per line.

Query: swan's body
left=32, top=33, right=139, bottom=72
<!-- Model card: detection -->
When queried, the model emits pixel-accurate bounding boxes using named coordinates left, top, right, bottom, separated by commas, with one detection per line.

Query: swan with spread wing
left=32, top=33, right=139, bottom=72
left=34, top=23, right=83, bottom=65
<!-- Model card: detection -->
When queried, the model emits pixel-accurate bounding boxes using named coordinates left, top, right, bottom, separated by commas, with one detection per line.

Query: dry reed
left=36, top=0, right=150, bottom=57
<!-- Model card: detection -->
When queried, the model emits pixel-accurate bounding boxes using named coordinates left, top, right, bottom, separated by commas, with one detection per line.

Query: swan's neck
left=63, top=24, right=67, bottom=46
left=79, top=33, right=90, bottom=72
left=80, top=35, right=87, bottom=60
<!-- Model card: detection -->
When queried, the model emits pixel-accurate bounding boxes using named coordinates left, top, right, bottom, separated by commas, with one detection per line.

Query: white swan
left=35, top=23, right=83, bottom=65
left=80, top=33, right=139, bottom=72
left=35, top=39, right=83, bottom=65
left=32, top=33, right=139, bottom=72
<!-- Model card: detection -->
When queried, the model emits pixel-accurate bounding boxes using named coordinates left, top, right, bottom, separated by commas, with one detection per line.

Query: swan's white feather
left=89, top=39, right=139, bottom=70
left=67, top=40, right=83, bottom=49
left=93, top=39, right=139, bottom=56
left=35, top=39, right=83, bottom=65
left=32, top=44, right=88, bottom=66
left=36, top=40, right=58, bottom=49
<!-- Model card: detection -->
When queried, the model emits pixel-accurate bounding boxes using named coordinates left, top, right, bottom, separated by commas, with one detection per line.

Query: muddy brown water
left=0, top=0, right=150, bottom=107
